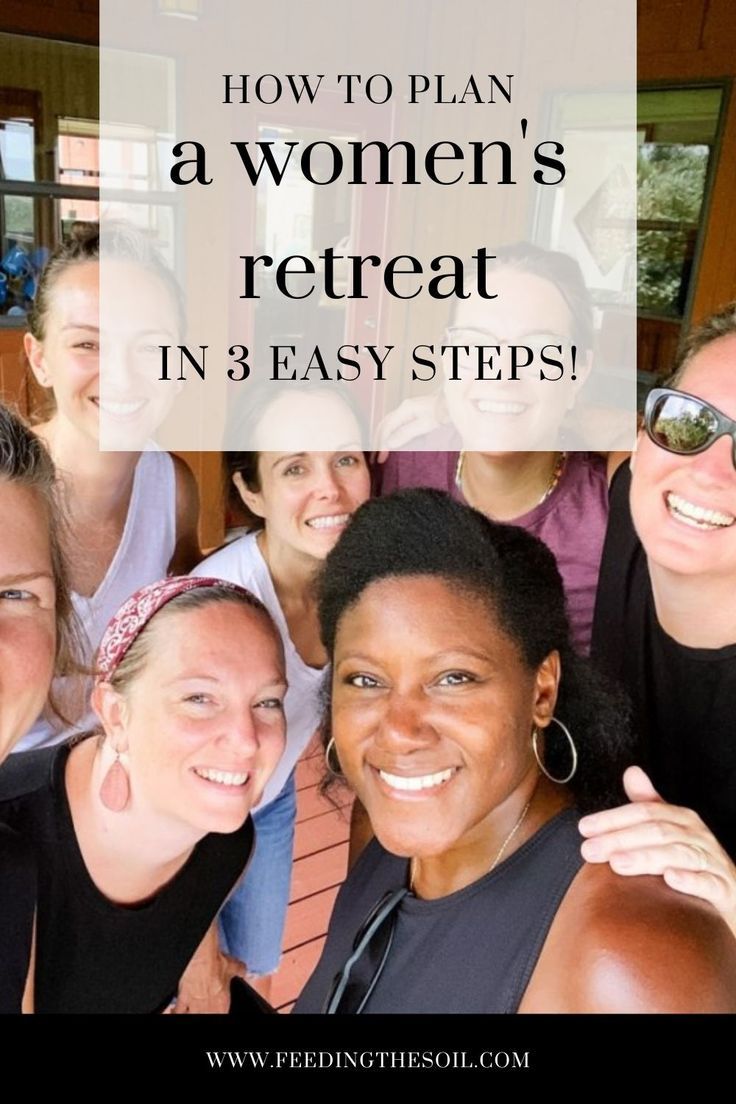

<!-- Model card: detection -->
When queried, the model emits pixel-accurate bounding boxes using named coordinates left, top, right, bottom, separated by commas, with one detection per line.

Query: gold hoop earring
left=532, top=718, right=577, bottom=785
left=324, top=736, right=342, bottom=776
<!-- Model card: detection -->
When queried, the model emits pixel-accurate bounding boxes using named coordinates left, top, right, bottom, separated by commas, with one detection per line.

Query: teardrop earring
left=100, top=747, right=131, bottom=812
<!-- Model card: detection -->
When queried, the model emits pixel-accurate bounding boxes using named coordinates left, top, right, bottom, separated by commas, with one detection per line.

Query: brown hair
left=667, top=301, right=736, bottom=388
left=27, top=221, right=184, bottom=343
left=222, top=451, right=263, bottom=531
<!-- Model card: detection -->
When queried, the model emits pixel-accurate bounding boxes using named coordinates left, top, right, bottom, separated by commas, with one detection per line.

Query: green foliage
left=637, top=144, right=709, bottom=317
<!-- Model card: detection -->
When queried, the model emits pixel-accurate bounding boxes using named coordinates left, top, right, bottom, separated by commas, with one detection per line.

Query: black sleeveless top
left=294, top=809, right=583, bottom=1014
left=592, top=466, right=736, bottom=858
left=0, top=823, right=36, bottom=1013
left=0, top=743, right=253, bottom=1013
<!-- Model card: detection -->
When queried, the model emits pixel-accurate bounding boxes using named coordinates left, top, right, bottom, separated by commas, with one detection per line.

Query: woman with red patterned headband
left=0, top=576, right=287, bottom=1013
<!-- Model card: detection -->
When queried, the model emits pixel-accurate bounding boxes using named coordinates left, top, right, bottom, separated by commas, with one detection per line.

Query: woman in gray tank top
left=294, top=489, right=736, bottom=1013
left=20, top=225, right=200, bottom=750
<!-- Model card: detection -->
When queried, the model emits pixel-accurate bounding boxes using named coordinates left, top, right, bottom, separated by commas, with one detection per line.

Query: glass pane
left=636, top=86, right=725, bottom=391
left=0, top=118, right=35, bottom=182
left=0, top=34, right=99, bottom=320
left=57, top=121, right=101, bottom=226
left=637, top=89, right=723, bottom=324
left=638, top=143, right=709, bottom=318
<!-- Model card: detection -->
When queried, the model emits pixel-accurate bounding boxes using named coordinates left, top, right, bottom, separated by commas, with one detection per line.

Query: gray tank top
left=294, top=808, right=584, bottom=1014
left=16, top=450, right=176, bottom=751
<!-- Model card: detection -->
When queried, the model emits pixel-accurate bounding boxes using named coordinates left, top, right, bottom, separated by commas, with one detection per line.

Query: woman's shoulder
left=557, top=450, right=609, bottom=496
left=191, top=531, right=262, bottom=588
left=523, top=862, right=736, bottom=1012
left=0, top=747, right=63, bottom=847
left=0, top=747, right=59, bottom=806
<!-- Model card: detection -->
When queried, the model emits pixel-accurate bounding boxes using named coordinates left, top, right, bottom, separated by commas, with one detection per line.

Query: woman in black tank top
left=0, top=404, right=78, bottom=1012
left=295, top=489, right=736, bottom=1013
left=0, top=575, right=288, bottom=1013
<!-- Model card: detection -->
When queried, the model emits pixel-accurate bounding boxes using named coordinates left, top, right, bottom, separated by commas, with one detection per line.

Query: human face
left=630, top=335, right=736, bottom=578
left=97, top=602, right=287, bottom=837
left=0, top=482, right=56, bottom=761
left=242, top=448, right=371, bottom=563
left=331, top=576, right=556, bottom=860
left=25, top=260, right=180, bottom=448
left=443, top=269, right=583, bottom=450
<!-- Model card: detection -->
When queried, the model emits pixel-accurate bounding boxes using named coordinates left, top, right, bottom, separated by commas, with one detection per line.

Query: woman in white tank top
left=19, top=227, right=200, bottom=750
left=192, top=385, right=372, bottom=1003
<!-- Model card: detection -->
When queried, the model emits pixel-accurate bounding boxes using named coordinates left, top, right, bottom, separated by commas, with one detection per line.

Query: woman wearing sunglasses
left=586, top=304, right=736, bottom=934
left=294, top=490, right=736, bottom=1013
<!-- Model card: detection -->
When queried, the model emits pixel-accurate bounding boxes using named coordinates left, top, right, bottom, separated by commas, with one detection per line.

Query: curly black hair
left=317, top=487, right=634, bottom=814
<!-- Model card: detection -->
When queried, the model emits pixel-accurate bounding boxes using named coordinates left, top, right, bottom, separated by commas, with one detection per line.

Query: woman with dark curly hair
left=295, top=489, right=736, bottom=1013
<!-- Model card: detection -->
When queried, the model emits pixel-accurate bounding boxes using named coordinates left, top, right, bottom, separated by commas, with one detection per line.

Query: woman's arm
left=21, top=913, right=36, bottom=1014
left=172, top=921, right=248, bottom=1014
left=579, top=766, right=736, bottom=938
left=169, top=454, right=202, bottom=574
left=375, top=392, right=446, bottom=450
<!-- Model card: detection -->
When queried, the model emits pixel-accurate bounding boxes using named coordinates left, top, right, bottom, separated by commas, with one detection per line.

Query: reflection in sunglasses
left=645, top=388, right=736, bottom=469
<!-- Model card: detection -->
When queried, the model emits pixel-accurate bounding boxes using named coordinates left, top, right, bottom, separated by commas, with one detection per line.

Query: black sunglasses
left=644, top=387, right=736, bottom=470
left=322, top=887, right=408, bottom=1015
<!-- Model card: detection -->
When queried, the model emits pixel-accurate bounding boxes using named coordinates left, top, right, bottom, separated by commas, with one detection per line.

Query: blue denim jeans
left=218, top=769, right=297, bottom=976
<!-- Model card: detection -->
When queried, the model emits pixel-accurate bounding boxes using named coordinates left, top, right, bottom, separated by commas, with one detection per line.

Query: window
left=0, top=33, right=99, bottom=321
left=638, top=87, right=724, bottom=321
left=636, top=85, right=726, bottom=383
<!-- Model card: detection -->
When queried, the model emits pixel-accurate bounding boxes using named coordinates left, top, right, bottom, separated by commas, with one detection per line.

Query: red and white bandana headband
left=95, top=576, right=267, bottom=683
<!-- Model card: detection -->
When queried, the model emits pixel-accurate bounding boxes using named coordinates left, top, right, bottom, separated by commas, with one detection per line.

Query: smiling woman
left=375, top=243, right=610, bottom=656
left=17, top=224, right=201, bottom=753
left=192, top=388, right=371, bottom=996
left=0, top=575, right=286, bottom=1013
left=0, top=404, right=74, bottom=1011
left=294, top=489, right=736, bottom=1014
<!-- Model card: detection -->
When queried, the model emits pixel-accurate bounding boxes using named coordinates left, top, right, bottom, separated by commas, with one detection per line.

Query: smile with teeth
left=306, top=514, right=350, bottom=530
left=193, top=767, right=250, bottom=787
left=666, top=492, right=735, bottom=530
left=472, top=400, right=528, bottom=415
left=91, top=397, right=147, bottom=416
left=378, top=766, right=457, bottom=793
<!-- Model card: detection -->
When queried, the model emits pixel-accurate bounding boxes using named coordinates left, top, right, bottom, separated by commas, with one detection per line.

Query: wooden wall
left=0, top=1, right=98, bottom=46
left=640, top=0, right=736, bottom=322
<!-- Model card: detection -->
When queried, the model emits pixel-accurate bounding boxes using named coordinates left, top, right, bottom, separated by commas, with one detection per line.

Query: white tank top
left=16, top=450, right=177, bottom=752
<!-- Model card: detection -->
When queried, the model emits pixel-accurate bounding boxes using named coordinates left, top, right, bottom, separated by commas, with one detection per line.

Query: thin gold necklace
left=409, top=791, right=535, bottom=896
left=455, top=452, right=566, bottom=512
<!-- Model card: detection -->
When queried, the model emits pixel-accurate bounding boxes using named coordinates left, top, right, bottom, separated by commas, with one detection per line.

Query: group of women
left=0, top=228, right=735, bottom=1014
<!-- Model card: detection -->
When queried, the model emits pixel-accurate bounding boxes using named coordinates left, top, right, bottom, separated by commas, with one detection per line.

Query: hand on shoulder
left=579, top=767, right=736, bottom=938
left=170, top=454, right=201, bottom=573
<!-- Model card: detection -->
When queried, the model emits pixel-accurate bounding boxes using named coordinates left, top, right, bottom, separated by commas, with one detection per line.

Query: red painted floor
left=271, top=745, right=353, bottom=1012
